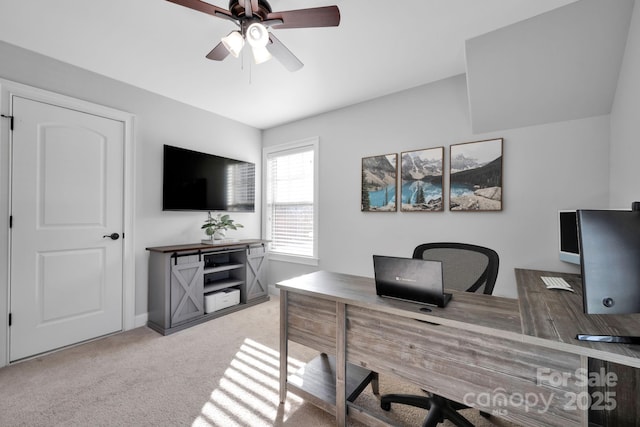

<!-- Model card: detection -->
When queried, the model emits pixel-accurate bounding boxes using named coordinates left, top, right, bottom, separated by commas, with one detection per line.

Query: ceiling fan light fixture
left=221, top=31, right=244, bottom=58
left=170, top=0, right=342, bottom=72
left=251, top=45, right=272, bottom=64
left=246, top=22, right=269, bottom=48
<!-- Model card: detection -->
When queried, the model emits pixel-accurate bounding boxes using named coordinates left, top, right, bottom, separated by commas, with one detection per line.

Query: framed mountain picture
left=361, top=153, right=397, bottom=212
left=400, top=147, right=444, bottom=212
left=449, top=138, right=503, bottom=211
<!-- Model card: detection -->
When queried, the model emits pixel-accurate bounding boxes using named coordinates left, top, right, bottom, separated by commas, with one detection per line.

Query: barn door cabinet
left=146, top=240, right=269, bottom=335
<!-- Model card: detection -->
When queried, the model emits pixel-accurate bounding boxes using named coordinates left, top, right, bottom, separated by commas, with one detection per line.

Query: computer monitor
left=558, top=210, right=580, bottom=265
left=576, top=204, right=640, bottom=343
left=577, top=208, right=640, bottom=314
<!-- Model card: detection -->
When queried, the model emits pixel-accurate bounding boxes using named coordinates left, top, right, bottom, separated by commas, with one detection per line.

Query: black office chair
left=380, top=242, right=499, bottom=427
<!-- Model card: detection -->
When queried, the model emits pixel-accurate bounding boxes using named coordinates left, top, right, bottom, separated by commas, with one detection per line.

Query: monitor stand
left=576, top=334, right=640, bottom=344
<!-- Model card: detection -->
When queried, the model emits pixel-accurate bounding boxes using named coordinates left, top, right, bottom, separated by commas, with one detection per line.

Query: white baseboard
left=134, top=313, right=148, bottom=329
left=268, top=284, right=280, bottom=296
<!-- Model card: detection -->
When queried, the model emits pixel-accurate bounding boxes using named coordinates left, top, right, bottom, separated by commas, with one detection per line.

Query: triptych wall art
left=361, top=138, right=503, bottom=212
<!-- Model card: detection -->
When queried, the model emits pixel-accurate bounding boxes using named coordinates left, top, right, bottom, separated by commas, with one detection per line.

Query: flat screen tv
left=163, top=144, right=255, bottom=212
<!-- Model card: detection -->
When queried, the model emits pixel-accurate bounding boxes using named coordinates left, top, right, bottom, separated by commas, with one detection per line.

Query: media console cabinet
left=146, top=239, right=269, bottom=335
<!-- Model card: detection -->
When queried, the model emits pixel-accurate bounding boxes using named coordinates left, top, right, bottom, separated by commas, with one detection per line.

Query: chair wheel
left=381, top=401, right=391, bottom=411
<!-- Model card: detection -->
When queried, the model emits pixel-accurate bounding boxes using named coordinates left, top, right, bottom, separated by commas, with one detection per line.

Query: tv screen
left=577, top=209, right=640, bottom=314
left=163, top=145, right=255, bottom=212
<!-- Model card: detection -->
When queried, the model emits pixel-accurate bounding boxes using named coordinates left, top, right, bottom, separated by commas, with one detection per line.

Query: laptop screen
left=373, top=255, right=450, bottom=307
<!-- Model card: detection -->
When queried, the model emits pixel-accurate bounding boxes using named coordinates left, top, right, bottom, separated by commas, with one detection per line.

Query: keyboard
left=541, top=276, right=575, bottom=292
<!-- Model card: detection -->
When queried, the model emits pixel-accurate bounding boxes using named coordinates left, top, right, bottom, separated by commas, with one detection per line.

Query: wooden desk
left=516, top=269, right=640, bottom=426
left=516, top=269, right=640, bottom=366
left=278, top=269, right=640, bottom=427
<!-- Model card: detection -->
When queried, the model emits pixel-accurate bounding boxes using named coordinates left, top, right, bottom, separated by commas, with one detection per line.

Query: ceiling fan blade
left=166, top=0, right=234, bottom=20
left=206, top=42, right=231, bottom=61
left=267, top=33, right=303, bottom=72
left=266, top=6, right=340, bottom=29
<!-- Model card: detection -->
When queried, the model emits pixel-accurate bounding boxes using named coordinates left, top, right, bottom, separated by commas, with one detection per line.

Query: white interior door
left=9, top=96, right=124, bottom=361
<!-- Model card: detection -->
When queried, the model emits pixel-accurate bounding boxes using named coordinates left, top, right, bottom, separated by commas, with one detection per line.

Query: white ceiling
left=0, top=0, right=578, bottom=129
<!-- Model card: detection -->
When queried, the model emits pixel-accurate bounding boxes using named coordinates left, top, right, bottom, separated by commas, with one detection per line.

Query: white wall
left=466, top=0, right=633, bottom=135
left=610, top=0, right=640, bottom=207
left=0, top=41, right=262, bottom=320
left=263, top=74, right=611, bottom=298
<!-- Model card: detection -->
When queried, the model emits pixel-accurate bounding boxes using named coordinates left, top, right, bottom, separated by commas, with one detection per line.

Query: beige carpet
left=0, top=297, right=519, bottom=427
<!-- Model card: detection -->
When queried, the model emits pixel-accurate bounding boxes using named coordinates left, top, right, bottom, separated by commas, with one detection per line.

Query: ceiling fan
left=167, top=0, right=340, bottom=72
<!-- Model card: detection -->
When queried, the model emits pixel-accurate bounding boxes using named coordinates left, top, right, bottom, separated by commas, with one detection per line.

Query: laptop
left=373, top=255, right=452, bottom=308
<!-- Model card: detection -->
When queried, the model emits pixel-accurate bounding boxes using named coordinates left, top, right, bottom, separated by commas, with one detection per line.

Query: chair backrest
left=412, top=243, right=499, bottom=295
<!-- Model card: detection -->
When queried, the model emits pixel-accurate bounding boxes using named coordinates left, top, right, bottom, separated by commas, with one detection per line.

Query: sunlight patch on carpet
left=193, top=338, right=307, bottom=426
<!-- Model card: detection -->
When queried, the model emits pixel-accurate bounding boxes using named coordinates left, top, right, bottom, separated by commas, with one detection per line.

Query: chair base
left=380, top=393, right=486, bottom=427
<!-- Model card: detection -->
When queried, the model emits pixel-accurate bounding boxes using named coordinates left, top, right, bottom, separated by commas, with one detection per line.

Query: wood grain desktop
left=277, top=269, right=640, bottom=427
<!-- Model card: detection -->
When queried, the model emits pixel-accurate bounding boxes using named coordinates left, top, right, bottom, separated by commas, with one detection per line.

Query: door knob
left=103, top=233, right=120, bottom=240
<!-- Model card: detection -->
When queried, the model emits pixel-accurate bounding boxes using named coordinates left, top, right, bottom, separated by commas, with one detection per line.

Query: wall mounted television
left=163, top=144, right=255, bottom=212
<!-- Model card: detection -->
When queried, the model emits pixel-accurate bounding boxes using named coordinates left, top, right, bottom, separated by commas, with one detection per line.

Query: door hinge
left=9, top=215, right=12, bottom=228
left=8, top=313, right=11, bottom=326
left=1, top=114, right=14, bottom=131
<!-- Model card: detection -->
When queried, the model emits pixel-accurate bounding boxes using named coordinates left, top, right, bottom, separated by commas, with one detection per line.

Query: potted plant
left=201, top=213, right=243, bottom=242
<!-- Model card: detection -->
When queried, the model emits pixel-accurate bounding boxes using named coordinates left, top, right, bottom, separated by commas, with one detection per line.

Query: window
left=263, top=137, right=318, bottom=264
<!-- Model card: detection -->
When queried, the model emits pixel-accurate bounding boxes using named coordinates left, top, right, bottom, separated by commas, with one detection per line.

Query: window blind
left=266, top=147, right=315, bottom=257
